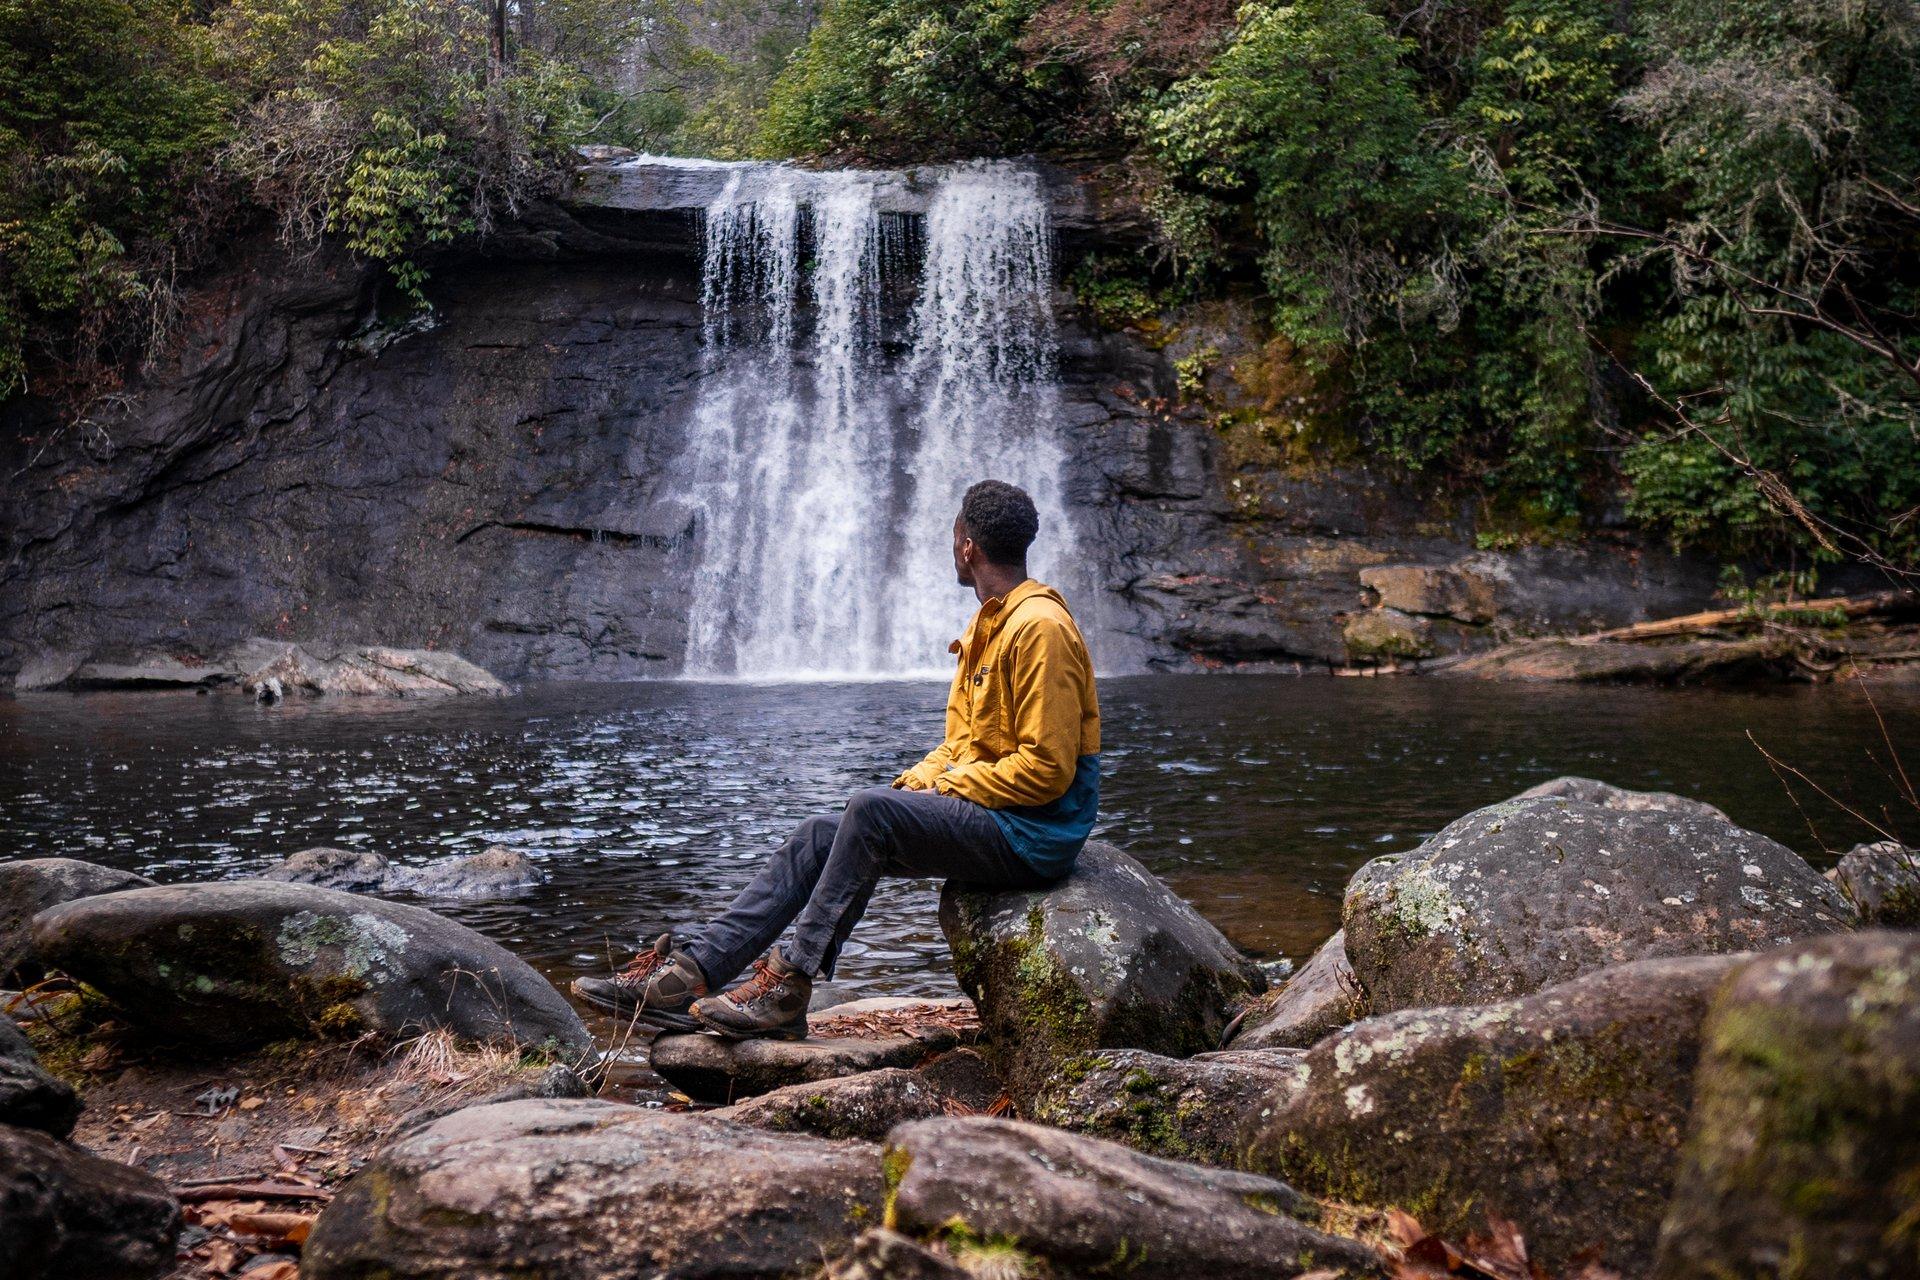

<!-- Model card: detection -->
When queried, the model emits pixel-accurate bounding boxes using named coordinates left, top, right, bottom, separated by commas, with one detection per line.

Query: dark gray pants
left=680, top=785, right=1053, bottom=984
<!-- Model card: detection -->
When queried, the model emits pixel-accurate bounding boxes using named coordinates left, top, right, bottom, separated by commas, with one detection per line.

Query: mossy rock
left=1653, top=931, right=1920, bottom=1280
left=1246, top=954, right=1745, bottom=1276
left=1829, top=841, right=1920, bottom=928
left=31, top=881, right=589, bottom=1054
left=939, top=841, right=1264, bottom=1112
left=1343, top=791, right=1852, bottom=1016
left=0, top=857, right=155, bottom=981
left=1029, top=1046, right=1307, bottom=1166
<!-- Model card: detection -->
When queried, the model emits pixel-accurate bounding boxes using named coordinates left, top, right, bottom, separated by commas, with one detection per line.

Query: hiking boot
left=571, top=934, right=708, bottom=1031
left=691, top=949, right=811, bottom=1041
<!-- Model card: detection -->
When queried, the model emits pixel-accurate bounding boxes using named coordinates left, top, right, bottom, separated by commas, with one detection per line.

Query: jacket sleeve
left=934, top=618, right=1086, bottom=808
left=894, top=663, right=966, bottom=790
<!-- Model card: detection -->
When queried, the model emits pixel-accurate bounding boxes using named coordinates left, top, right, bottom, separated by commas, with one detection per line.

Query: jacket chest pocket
left=967, top=660, right=1015, bottom=752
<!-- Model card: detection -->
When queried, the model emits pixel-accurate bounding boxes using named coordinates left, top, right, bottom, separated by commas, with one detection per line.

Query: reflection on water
left=1, top=676, right=1913, bottom=998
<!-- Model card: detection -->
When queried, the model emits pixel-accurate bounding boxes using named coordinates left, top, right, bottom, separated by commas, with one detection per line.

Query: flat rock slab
left=1344, top=789, right=1852, bottom=1014
left=886, top=1116, right=1385, bottom=1280
left=1654, top=931, right=1920, bottom=1280
left=651, top=1030, right=950, bottom=1102
left=940, top=839, right=1265, bottom=1111
left=32, top=881, right=589, bottom=1053
left=302, top=1099, right=882, bottom=1280
left=0, top=1125, right=181, bottom=1280
left=716, top=1047, right=1003, bottom=1141
left=1, top=857, right=156, bottom=980
left=1248, top=954, right=1746, bottom=1276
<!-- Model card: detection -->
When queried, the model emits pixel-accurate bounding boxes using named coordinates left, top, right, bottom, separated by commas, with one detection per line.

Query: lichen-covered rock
left=1, top=1014, right=81, bottom=1136
left=1229, top=928, right=1357, bottom=1049
left=0, top=858, right=156, bottom=980
left=31, top=881, right=589, bottom=1053
left=940, top=840, right=1265, bottom=1110
left=1513, top=775, right=1730, bottom=823
left=885, top=1116, right=1384, bottom=1280
left=261, top=847, right=392, bottom=892
left=1029, top=1046, right=1306, bottom=1165
left=1343, top=609, right=1434, bottom=662
left=651, top=1029, right=952, bottom=1103
left=1829, top=841, right=1920, bottom=927
left=302, top=1099, right=881, bottom=1280
left=1653, top=931, right=1920, bottom=1280
left=0, top=1125, right=181, bottom=1280
left=1344, top=792, right=1850, bottom=1014
left=1247, top=955, right=1744, bottom=1276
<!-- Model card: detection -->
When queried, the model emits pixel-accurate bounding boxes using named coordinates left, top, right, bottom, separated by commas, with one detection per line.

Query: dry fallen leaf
left=239, top=1097, right=266, bottom=1111
left=245, top=1261, right=301, bottom=1280
left=204, top=1238, right=242, bottom=1275
left=228, top=1211, right=316, bottom=1247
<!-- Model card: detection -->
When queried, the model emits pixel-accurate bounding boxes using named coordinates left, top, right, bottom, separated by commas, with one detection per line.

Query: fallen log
left=1573, top=590, right=1913, bottom=644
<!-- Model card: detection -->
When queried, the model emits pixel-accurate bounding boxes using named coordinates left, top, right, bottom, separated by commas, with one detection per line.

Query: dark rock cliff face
left=0, top=202, right=1719, bottom=683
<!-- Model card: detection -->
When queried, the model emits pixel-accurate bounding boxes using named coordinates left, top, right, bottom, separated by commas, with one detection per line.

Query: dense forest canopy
left=3, top=0, right=1916, bottom=572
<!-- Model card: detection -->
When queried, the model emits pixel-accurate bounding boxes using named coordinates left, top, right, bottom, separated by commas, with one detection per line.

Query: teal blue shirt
left=988, top=754, right=1100, bottom=879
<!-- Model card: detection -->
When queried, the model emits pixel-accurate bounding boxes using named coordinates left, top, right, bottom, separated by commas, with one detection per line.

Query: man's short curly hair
left=960, top=480, right=1040, bottom=566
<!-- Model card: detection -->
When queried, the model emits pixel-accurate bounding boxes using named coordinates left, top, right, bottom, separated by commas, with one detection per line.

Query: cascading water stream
left=679, top=160, right=1093, bottom=680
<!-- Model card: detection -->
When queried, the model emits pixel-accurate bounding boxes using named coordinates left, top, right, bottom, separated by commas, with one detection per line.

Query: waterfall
left=678, top=160, right=1092, bottom=680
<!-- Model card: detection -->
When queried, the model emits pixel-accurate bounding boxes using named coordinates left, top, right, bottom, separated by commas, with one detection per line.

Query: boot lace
left=615, top=948, right=668, bottom=989
left=728, top=957, right=786, bottom=1006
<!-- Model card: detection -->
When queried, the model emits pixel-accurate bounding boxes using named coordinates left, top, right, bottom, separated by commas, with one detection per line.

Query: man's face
left=953, top=515, right=975, bottom=588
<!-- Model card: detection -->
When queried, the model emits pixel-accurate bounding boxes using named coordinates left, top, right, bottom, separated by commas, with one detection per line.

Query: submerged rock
left=1344, top=790, right=1851, bottom=1014
left=261, top=847, right=392, bottom=892
left=940, top=840, right=1264, bottom=1109
left=1247, top=954, right=1744, bottom=1275
left=1654, top=931, right=1920, bottom=1280
left=885, top=1116, right=1384, bottom=1280
left=1229, top=928, right=1357, bottom=1050
left=31, top=881, right=589, bottom=1054
left=1029, top=1046, right=1306, bottom=1166
left=261, top=844, right=543, bottom=897
left=0, top=1125, right=181, bottom=1280
left=1, top=1014, right=82, bottom=1137
left=303, top=1099, right=882, bottom=1280
left=0, top=857, right=156, bottom=980
left=1829, top=840, right=1920, bottom=927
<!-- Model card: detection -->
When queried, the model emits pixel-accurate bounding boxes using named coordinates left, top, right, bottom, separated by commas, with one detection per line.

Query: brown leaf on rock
left=244, top=1261, right=300, bottom=1280
left=1384, top=1208, right=1427, bottom=1248
left=1460, top=1214, right=1534, bottom=1280
left=228, top=1211, right=315, bottom=1246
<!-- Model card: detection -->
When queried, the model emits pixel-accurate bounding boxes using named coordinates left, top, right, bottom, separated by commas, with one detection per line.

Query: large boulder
left=1829, top=841, right=1920, bottom=927
left=1514, top=774, right=1730, bottom=823
left=242, top=643, right=508, bottom=698
left=940, top=840, right=1265, bottom=1109
left=0, top=1125, right=181, bottom=1280
left=0, top=858, right=156, bottom=979
left=885, top=1116, right=1384, bottom=1280
left=1246, top=954, right=1744, bottom=1276
left=0, top=1015, right=81, bottom=1136
left=1360, top=564, right=1496, bottom=624
left=303, top=1099, right=882, bottom=1280
left=1654, top=931, right=1920, bottom=1280
left=1228, top=928, right=1357, bottom=1049
left=1030, top=1046, right=1306, bottom=1166
left=1344, top=790, right=1851, bottom=1014
left=31, top=881, right=589, bottom=1054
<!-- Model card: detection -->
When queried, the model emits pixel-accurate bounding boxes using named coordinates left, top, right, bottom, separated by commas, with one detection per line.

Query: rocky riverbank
left=2, top=777, right=1916, bottom=1278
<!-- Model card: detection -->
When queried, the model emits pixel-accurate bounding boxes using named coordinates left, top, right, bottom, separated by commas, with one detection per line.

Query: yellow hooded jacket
left=893, top=579, right=1101, bottom=874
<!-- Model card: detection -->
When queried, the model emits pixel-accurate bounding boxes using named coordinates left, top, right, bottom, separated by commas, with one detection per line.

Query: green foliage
left=761, top=0, right=1055, bottom=160
left=0, top=0, right=234, bottom=392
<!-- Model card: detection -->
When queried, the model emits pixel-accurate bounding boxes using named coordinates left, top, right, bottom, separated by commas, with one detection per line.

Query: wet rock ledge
left=4, top=776, right=1918, bottom=1280
left=15, top=637, right=507, bottom=698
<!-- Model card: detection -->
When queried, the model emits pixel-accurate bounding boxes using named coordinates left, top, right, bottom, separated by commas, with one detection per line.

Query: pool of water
left=2, top=676, right=1913, bottom=999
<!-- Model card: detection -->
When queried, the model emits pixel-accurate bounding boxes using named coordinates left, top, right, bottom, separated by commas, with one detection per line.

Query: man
left=573, top=480, right=1102, bottom=1040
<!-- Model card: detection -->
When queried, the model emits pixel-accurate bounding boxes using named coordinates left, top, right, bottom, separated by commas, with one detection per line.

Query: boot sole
left=691, top=1010, right=810, bottom=1042
left=571, top=981, right=703, bottom=1033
